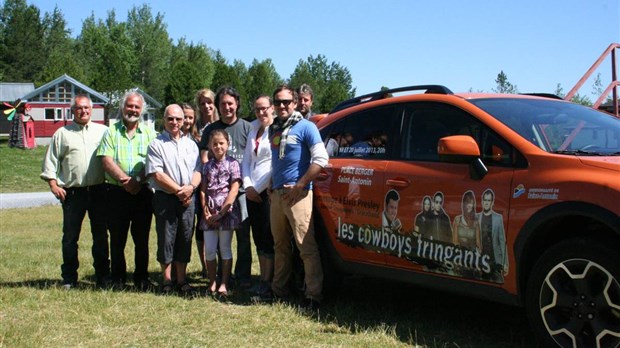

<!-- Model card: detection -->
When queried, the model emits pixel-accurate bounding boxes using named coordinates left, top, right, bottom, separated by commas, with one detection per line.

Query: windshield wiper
left=552, top=150, right=608, bottom=156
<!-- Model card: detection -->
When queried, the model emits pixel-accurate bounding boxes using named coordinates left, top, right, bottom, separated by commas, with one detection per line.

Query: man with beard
left=295, top=84, right=315, bottom=119
left=269, top=84, right=328, bottom=311
left=98, top=91, right=157, bottom=291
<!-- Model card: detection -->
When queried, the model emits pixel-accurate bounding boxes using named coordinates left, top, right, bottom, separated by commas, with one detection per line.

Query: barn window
left=45, top=108, right=63, bottom=120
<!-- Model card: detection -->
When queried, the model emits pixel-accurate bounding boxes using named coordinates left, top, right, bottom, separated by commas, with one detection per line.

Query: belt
left=154, top=190, right=175, bottom=196
left=105, top=182, right=149, bottom=189
left=65, top=184, right=104, bottom=192
left=272, top=187, right=308, bottom=194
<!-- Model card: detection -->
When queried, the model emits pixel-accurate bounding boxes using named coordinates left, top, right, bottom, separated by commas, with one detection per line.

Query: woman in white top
left=242, top=95, right=275, bottom=297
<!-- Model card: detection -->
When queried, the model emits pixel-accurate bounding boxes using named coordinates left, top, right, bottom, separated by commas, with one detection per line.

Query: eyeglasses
left=273, top=99, right=293, bottom=107
left=254, top=106, right=272, bottom=113
left=166, top=117, right=184, bottom=122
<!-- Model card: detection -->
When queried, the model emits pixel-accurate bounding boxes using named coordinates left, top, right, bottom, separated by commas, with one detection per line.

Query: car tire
left=525, top=238, right=620, bottom=348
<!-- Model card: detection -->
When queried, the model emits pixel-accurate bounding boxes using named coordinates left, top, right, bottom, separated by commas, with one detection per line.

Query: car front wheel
left=526, top=238, right=620, bottom=348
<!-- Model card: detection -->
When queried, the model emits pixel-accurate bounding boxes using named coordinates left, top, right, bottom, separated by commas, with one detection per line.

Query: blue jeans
left=61, top=184, right=109, bottom=284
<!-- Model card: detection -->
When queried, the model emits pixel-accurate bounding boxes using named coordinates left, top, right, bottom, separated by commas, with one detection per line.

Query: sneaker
left=177, top=282, right=196, bottom=297
left=138, top=280, right=156, bottom=292
left=161, top=282, right=174, bottom=295
left=62, top=282, right=77, bottom=290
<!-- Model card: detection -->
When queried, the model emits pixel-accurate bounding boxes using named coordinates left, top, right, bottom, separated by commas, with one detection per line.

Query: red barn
left=19, top=74, right=109, bottom=146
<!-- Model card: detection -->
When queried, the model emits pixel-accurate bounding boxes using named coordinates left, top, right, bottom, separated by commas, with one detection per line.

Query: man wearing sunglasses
left=268, top=85, right=328, bottom=311
left=146, top=104, right=202, bottom=294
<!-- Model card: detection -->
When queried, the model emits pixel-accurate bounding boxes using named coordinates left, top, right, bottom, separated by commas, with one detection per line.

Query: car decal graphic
left=331, top=188, right=509, bottom=284
left=513, top=184, right=526, bottom=198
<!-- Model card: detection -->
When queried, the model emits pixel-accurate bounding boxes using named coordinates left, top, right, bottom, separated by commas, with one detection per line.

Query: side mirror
left=438, top=135, right=488, bottom=180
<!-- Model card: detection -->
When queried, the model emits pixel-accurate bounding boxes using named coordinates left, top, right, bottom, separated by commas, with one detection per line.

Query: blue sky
left=34, top=0, right=620, bottom=99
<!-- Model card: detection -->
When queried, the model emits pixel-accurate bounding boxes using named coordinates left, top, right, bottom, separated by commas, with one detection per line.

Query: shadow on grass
left=181, top=272, right=540, bottom=347
left=0, top=272, right=539, bottom=347
left=0, top=278, right=67, bottom=289
left=315, top=275, right=540, bottom=347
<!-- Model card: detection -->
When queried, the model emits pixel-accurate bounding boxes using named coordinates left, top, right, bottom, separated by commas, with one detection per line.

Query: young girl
left=200, top=129, right=241, bottom=297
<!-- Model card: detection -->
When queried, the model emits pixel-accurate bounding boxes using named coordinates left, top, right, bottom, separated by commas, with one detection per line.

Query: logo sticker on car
left=513, top=184, right=526, bottom=198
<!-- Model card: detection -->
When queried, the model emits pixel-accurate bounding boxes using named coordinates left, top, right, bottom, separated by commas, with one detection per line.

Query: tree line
left=1, top=0, right=604, bottom=117
left=0, top=0, right=356, bottom=117
left=492, top=70, right=606, bottom=106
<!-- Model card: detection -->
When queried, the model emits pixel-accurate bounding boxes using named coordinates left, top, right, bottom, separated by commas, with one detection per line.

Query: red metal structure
left=565, top=43, right=620, bottom=117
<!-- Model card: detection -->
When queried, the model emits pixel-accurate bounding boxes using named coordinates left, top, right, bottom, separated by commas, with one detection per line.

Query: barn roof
left=21, top=74, right=109, bottom=104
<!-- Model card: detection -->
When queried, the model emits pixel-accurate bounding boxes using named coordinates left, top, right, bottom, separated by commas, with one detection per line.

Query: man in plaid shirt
left=98, top=90, right=157, bottom=291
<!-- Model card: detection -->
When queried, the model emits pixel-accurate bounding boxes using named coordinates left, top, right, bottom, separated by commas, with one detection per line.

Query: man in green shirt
left=97, top=90, right=156, bottom=291
left=41, top=94, right=110, bottom=290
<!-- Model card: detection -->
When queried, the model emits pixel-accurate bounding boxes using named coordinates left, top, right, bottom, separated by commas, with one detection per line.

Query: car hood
left=578, top=156, right=620, bottom=171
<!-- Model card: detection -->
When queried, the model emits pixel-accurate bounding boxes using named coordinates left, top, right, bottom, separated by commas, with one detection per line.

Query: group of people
left=411, top=189, right=509, bottom=281
left=41, top=83, right=328, bottom=310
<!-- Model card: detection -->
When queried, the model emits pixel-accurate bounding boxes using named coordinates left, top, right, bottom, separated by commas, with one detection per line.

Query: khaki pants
left=270, top=189, right=323, bottom=301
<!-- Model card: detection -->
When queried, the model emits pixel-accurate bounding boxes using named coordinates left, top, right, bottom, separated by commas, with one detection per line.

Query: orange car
left=311, top=85, right=620, bottom=348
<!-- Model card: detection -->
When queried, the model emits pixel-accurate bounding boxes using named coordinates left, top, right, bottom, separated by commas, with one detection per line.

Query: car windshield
left=469, top=98, right=620, bottom=155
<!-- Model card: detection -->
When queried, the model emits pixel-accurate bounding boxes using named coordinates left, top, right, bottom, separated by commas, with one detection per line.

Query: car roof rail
left=330, top=84, right=454, bottom=113
left=520, top=93, right=564, bottom=100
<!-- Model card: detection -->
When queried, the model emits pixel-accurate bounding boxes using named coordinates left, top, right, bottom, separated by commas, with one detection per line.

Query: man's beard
left=123, top=113, right=140, bottom=123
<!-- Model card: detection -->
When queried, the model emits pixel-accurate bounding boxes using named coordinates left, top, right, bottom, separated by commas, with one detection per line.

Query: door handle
left=316, top=172, right=329, bottom=181
left=386, top=178, right=410, bottom=188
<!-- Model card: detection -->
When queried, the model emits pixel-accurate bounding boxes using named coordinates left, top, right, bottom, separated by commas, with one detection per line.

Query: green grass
left=0, top=139, right=49, bottom=193
left=0, top=205, right=538, bottom=347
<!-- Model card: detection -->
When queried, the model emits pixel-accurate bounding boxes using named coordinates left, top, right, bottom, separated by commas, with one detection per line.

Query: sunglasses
left=273, top=99, right=294, bottom=107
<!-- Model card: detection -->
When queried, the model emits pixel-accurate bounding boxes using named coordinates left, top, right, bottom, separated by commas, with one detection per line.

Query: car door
left=314, top=105, right=402, bottom=266
left=382, top=102, right=517, bottom=286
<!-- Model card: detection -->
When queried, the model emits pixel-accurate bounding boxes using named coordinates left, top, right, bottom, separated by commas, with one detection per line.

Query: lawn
left=0, top=139, right=49, bottom=193
left=0, top=205, right=538, bottom=347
